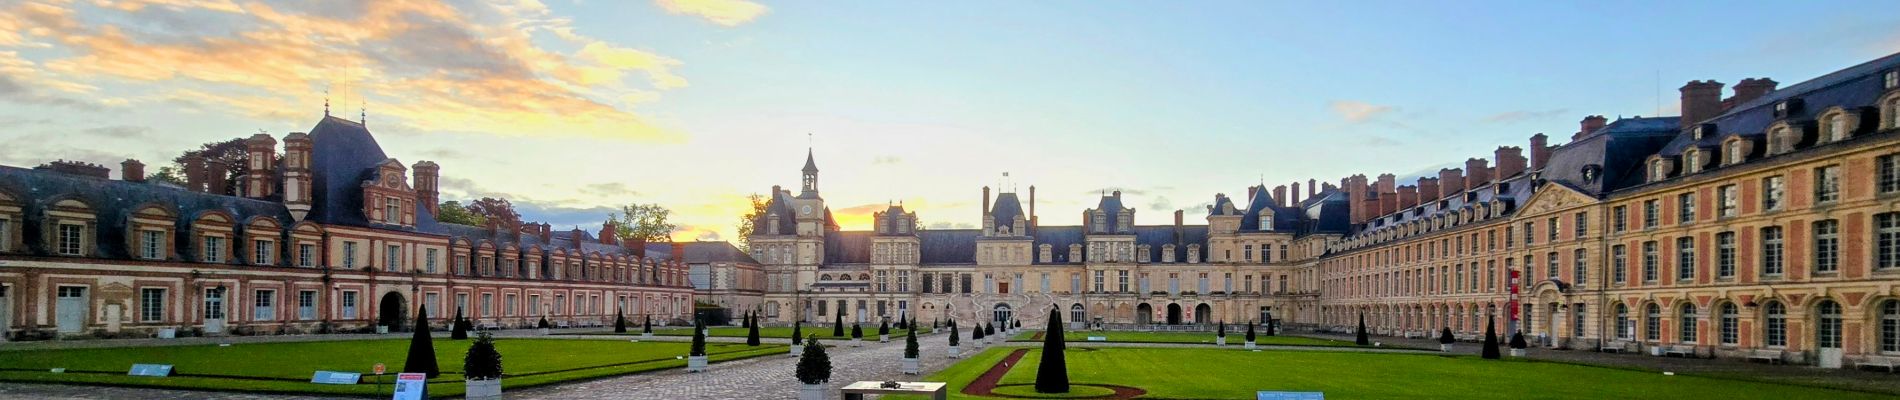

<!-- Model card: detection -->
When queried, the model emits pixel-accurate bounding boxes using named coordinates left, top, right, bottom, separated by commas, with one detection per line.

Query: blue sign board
left=310, top=371, right=363, bottom=385
left=1086, top=336, right=1108, bottom=341
left=127, top=364, right=173, bottom=377
left=1257, top=391, right=1324, bottom=400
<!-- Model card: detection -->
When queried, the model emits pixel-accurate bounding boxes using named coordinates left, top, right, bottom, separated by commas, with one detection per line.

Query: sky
left=3, top=0, right=1898, bottom=243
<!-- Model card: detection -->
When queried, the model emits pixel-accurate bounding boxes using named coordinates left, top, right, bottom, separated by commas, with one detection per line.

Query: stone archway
left=1194, top=303, right=1212, bottom=324
left=379, top=292, right=408, bottom=331
left=1136, top=303, right=1153, bottom=325
left=1166, top=303, right=1183, bottom=325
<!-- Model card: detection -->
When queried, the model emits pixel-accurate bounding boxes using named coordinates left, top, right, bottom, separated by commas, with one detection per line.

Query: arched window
left=1678, top=304, right=1699, bottom=343
left=1888, top=98, right=1900, bottom=129
left=1070, top=304, right=1086, bottom=324
left=1764, top=301, right=1787, bottom=347
left=1881, top=300, right=1899, bottom=354
left=1817, top=300, right=1842, bottom=349
left=820, top=274, right=832, bottom=281
left=1825, top=113, right=1848, bottom=142
left=1615, top=304, right=1631, bottom=340
left=1644, top=303, right=1661, bottom=341
left=1719, top=303, right=1739, bottom=345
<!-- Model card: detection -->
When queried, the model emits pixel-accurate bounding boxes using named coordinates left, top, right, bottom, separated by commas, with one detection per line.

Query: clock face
left=801, top=205, right=813, bottom=216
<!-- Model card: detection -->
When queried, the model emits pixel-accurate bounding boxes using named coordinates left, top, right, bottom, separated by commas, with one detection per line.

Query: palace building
left=0, top=115, right=694, bottom=340
left=741, top=52, right=1900, bottom=369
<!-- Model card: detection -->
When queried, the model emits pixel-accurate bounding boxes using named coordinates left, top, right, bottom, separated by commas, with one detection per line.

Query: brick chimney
left=1494, top=146, right=1526, bottom=179
left=1577, top=115, right=1608, bottom=140
left=242, top=133, right=276, bottom=199
left=599, top=221, right=619, bottom=246
left=1173, top=209, right=1184, bottom=227
left=632, top=235, right=648, bottom=258
left=1346, top=174, right=1369, bottom=224
left=1397, top=185, right=1419, bottom=209
left=1307, top=179, right=1317, bottom=198
left=1529, top=133, right=1551, bottom=171
left=1730, top=78, right=1778, bottom=109
left=671, top=242, right=686, bottom=262
left=1437, top=168, right=1464, bottom=198
left=1247, top=186, right=1259, bottom=203
left=982, top=186, right=991, bottom=220
left=413, top=161, right=439, bottom=215
left=1466, top=158, right=1493, bottom=188
left=1290, top=182, right=1302, bottom=204
left=1417, top=177, right=1440, bottom=203
left=183, top=155, right=206, bottom=192
left=121, top=159, right=145, bottom=182
left=1680, top=80, right=1726, bottom=128
left=34, top=160, right=110, bottom=179
left=204, top=159, right=229, bottom=195
left=539, top=222, right=553, bottom=243
left=1272, top=185, right=1287, bottom=207
left=1375, top=173, right=1397, bottom=216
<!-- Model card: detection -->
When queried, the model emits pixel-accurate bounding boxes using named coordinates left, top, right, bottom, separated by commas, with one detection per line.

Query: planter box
left=851, top=338, right=862, bottom=347
left=1510, top=348, right=1526, bottom=357
left=156, top=328, right=177, bottom=339
left=1440, top=344, right=1454, bottom=352
left=947, top=345, right=961, bottom=358
left=465, top=379, right=502, bottom=400
left=539, top=328, right=550, bottom=336
left=687, top=355, right=708, bottom=372
left=880, top=334, right=889, bottom=343
left=1244, top=341, right=1256, bottom=350
left=902, top=358, right=920, bottom=375
left=376, top=325, right=390, bottom=334
left=790, top=344, right=804, bottom=357
left=1217, top=337, right=1227, bottom=346
left=798, top=383, right=827, bottom=400
left=642, top=332, right=653, bottom=338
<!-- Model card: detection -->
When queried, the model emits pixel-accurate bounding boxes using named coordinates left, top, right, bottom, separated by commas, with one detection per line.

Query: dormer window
left=1767, top=125, right=1792, bottom=155
left=1774, top=101, right=1788, bottom=116
left=1650, top=159, right=1669, bottom=182
left=1039, top=244, right=1052, bottom=263
left=1260, top=215, right=1273, bottom=230
left=1068, top=244, right=1083, bottom=262
left=1693, top=125, right=1707, bottom=140
left=1091, top=212, right=1106, bottom=232
left=1887, top=70, right=1898, bottom=89
left=1726, top=139, right=1744, bottom=165
left=1684, top=149, right=1701, bottom=174
left=1823, top=112, right=1849, bottom=143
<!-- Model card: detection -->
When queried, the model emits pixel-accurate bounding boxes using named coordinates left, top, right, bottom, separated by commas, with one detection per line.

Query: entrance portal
left=379, top=292, right=408, bottom=331
left=1166, top=303, right=1183, bottom=325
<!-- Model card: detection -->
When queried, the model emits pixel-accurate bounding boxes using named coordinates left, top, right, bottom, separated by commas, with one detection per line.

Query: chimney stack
left=1529, top=133, right=1551, bottom=171
left=1417, top=177, right=1440, bottom=204
left=183, top=155, right=206, bottom=193
left=1248, top=186, right=1259, bottom=203
left=1028, top=185, right=1036, bottom=218
left=1291, top=182, right=1302, bottom=205
left=1307, top=179, right=1317, bottom=197
left=1397, top=185, right=1419, bottom=209
left=1494, top=146, right=1526, bottom=180
left=1577, top=115, right=1608, bottom=140
left=1437, top=168, right=1464, bottom=197
left=1731, top=78, right=1778, bottom=108
left=413, top=161, right=440, bottom=215
left=242, top=133, right=276, bottom=199
left=599, top=221, right=619, bottom=246
left=204, top=159, right=229, bottom=195
left=1273, top=185, right=1287, bottom=207
left=671, top=242, right=686, bottom=262
left=1680, top=80, right=1726, bottom=128
left=1112, top=190, right=1122, bottom=200
left=982, top=186, right=991, bottom=218
left=1174, top=209, right=1183, bottom=227
left=121, top=159, right=145, bottom=182
left=1466, top=158, right=1493, bottom=187
left=1376, top=173, right=1397, bottom=216
left=1347, top=174, right=1369, bottom=224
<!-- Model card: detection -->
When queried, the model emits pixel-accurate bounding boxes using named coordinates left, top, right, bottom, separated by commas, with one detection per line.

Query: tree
left=403, top=305, right=440, bottom=378
left=1439, top=328, right=1456, bottom=345
left=746, top=313, right=762, bottom=346
left=435, top=200, right=488, bottom=226
left=1481, top=315, right=1501, bottom=359
left=450, top=307, right=469, bottom=340
left=985, top=322, right=995, bottom=336
left=690, top=317, right=708, bottom=357
left=1245, top=320, right=1256, bottom=342
left=904, top=323, right=920, bottom=359
left=834, top=313, right=846, bottom=337
left=792, top=321, right=803, bottom=342
left=1509, top=331, right=1528, bottom=350
left=1036, top=307, right=1070, bottom=393
left=609, top=203, right=678, bottom=243
left=466, top=198, right=523, bottom=227
left=851, top=323, right=863, bottom=340
left=172, top=137, right=252, bottom=196
left=146, top=166, right=188, bottom=186
left=972, top=324, right=984, bottom=341
left=538, top=316, right=550, bottom=329
left=735, top=193, right=769, bottom=252
left=795, top=336, right=832, bottom=385
left=615, top=308, right=628, bottom=333
left=1218, top=321, right=1226, bottom=338
left=1355, top=313, right=1370, bottom=346
left=949, top=320, right=961, bottom=346
left=644, top=315, right=653, bottom=333
left=464, top=331, right=503, bottom=381
left=879, top=320, right=890, bottom=337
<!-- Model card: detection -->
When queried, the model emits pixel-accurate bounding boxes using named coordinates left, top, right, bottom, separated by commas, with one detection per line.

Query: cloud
left=925, top=221, right=976, bottom=230
left=0, top=0, right=689, bottom=141
left=579, top=182, right=641, bottom=198
left=81, top=125, right=151, bottom=138
left=1329, top=100, right=1394, bottom=123
left=872, top=155, right=901, bottom=165
left=654, top=0, right=768, bottom=27
left=1081, top=188, right=1149, bottom=196
left=1483, top=108, right=1570, bottom=124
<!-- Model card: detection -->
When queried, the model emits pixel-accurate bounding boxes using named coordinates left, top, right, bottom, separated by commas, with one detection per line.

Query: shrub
left=1266, top=319, right=1277, bottom=336
left=1355, top=313, right=1370, bottom=345
left=1217, top=321, right=1226, bottom=338
left=795, top=336, right=832, bottom=385
left=1481, top=315, right=1501, bottom=359
left=792, top=321, right=803, bottom=341
left=949, top=320, right=961, bottom=346
left=747, top=314, right=762, bottom=346
left=691, top=317, right=708, bottom=357
left=1035, top=307, right=1069, bottom=393
left=1439, top=327, right=1455, bottom=344
left=403, top=305, right=440, bottom=378
left=1245, top=320, right=1256, bottom=342
left=464, top=331, right=503, bottom=381
left=851, top=323, right=863, bottom=340
left=985, top=322, right=994, bottom=336
left=614, top=309, right=628, bottom=334
left=1509, top=331, right=1527, bottom=350
left=972, top=324, right=984, bottom=341
left=450, top=307, right=469, bottom=340
left=643, top=315, right=652, bottom=333
left=538, top=316, right=550, bottom=329
left=904, top=324, right=920, bottom=359
left=879, top=320, right=890, bottom=337
left=833, top=313, right=846, bottom=337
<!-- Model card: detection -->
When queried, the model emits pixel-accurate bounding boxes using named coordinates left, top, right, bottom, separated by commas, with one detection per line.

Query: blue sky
left=1, top=0, right=1896, bottom=241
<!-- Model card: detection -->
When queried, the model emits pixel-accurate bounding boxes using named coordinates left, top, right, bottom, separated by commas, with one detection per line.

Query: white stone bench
left=1859, top=355, right=1899, bottom=372
left=477, top=321, right=500, bottom=331
left=556, top=320, right=572, bottom=329
left=1747, top=349, right=1785, bottom=365
left=1663, top=344, right=1696, bottom=358
left=1599, top=340, right=1629, bottom=353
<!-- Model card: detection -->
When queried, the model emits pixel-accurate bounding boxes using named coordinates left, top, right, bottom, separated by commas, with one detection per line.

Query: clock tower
left=792, top=149, right=828, bottom=237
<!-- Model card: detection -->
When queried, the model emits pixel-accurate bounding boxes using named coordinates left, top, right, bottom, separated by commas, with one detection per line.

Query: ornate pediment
left=1519, top=183, right=1595, bottom=216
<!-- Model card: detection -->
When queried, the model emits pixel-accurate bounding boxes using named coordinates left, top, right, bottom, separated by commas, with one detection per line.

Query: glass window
left=1643, top=200, right=1660, bottom=228
left=1762, top=176, right=1785, bottom=211
left=342, top=242, right=358, bottom=269
left=1642, top=241, right=1658, bottom=282
left=253, top=240, right=272, bottom=265
left=1716, top=232, right=1736, bottom=278
left=1676, top=192, right=1695, bottom=224
left=1815, top=166, right=1841, bottom=204
left=1814, top=219, right=1840, bottom=273
left=1761, top=226, right=1784, bottom=276
left=254, top=290, right=274, bottom=320
left=139, top=230, right=163, bottom=259
left=1764, top=301, right=1786, bottom=347
left=1572, top=249, right=1587, bottom=285
left=57, top=223, right=83, bottom=255
left=203, top=236, right=224, bottom=263
left=140, top=288, right=165, bottom=322
left=1818, top=300, right=1843, bottom=349
left=298, top=244, right=315, bottom=267
left=1882, top=300, right=1899, bottom=354
left=1880, top=213, right=1900, bottom=271
left=1612, top=206, right=1627, bottom=232
left=1717, top=185, right=1737, bottom=217
left=1720, top=303, right=1739, bottom=345
left=0, top=218, right=8, bottom=252
left=1880, top=154, right=1900, bottom=194
left=1679, top=304, right=1698, bottom=343
left=341, top=291, right=358, bottom=319
left=1574, top=212, right=1588, bottom=239
left=1615, top=304, right=1630, bottom=340
left=1645, top=303, right=1661, bottom=341
left=1612, top=245, right=1627, bottom=284
left=299, top=290, right=317, bottom=320
left=1676, top=237, right=1695, bottom=281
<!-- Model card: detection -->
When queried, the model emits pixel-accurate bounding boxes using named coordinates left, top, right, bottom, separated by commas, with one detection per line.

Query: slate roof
left=667, top=241, right=760, bottom=264
left=989, top=192, right=1025, bottom=230
left=918, top=229, right=978, bottom=264
left=0, top=165, right=292, bottom=260
left=305, top=116, right=396, bottom=228
left=753, top=190, right=798, bottom=235
left=1031, top=226, right=1085, bottom=264
left=1238, top=185, right=1300, bottom=232
left=1541, top=116, right=1681, bottom=195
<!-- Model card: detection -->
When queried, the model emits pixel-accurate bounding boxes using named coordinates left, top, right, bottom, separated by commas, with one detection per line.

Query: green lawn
left=0, top=338, right=783, bottom=397
left=638, top=325, right=937, bottom=340
left=1008, top=330, right=1368, bottom=348
left=912, top=347, right=1892, bottom=399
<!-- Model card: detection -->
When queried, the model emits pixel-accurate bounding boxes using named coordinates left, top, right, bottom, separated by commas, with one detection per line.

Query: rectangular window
left=1761, top=226, right=1785, bottom=276
left=505, top=294, right=517, bottom=317
left=1093, top=270, right=1105, bottom=293
left=1572, top=249, right=1587, bottom=285
left=425, top=249, right=438, bottom=273
left=1574, top=212, right=1588, bottom=239
left=1880, top=154, right=1900, bottom=194
left=254, top=290, right=275, bottom=320
left=1814, top=219, right=1840, bottom=273
left=1676, top=192, right=1695, bottom=224
left=0, top=218, right=8, bottom=252
left=1643, top=200, right=1660, bottom=228
left=385, top=244, right=402, bottom=272
left=1118, top=270, right=1130, bottom=292
left=1243, top=244, right=1254, bottom=261
left=1523, top=222, right=1535, bottom=245
left=57, top=223, right=83, bottom=255
left=139, top=230, right=163, bottom=259
left=1612, top=206, right=1628, bottom=233
left=342, top=242, right=358, bottom=269
left=1676, top=237, right=1695, bottom=281
left=1641, top=241, right=1658, bottom=282
left=1505, top=226, right=1515, bottom=248
left=1612, top=245, right=1627, bottom=284
left=253, top=240, right=272, bottom=265
left=140, top=288, right=165, bottom=322
left=482, top=293, right=494, bottom=317
left=298, top=244, right=315, bottom=267
left=1547, top=217, right=1559, bottom=242
left=341, top=291, right=358, bottom=319
left=1762, top=176, right=1785, bottom=211
left=1717, top=185, right=1738, bottom=217
left=1879, top=213, right=1900, bottom=270
left=1545, top=252, right=1558, bottom=281
left=299, top=290, right=317, bottom=320
left=1814, top=166, right=1841, bottom=204
left=202, top=236, right=224, bottom=263
left=1716, top=232, right=1736, bottom=278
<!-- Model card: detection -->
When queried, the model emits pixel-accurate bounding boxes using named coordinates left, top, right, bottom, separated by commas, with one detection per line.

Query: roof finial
left=323, top=89, right=330, bottom=116
left=360, top=99, right=367, bottom=126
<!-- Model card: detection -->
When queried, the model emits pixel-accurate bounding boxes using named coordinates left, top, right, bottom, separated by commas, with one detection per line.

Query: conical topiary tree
left=691, top=317, right=708, bottom=357
left=834, top=313, right=846, bottom=337
left=1355, top=312, right=1370, bottom=345
left=1218, top=321, right=1227, bottom=338
left=1481, top=315, right=1501, bottom=359
left=464, top=331, right=502, bottom=381
left=985, top=322, right=995, bottom=336
left=792, top=321, right=803, bottom=342
left=795, top=336, right=832, bottom=385
left=1439, top=327, right=1455, bottom=345
left=972, top=323, right=984, bottom=341
left=1245, top=320, right=1256, bottom=342
left=904, top=323, right=920, bottom=359
left=403, top=305, right=440, bottom=378
left=538, top=315, right=550, bottom=329
left=450, top=306, right=469, bottom=340
left=643, top=315, right=652, bottom=334
left=1035, top=307, right=1069, bottom=393
left=1510, top=331, right=1528, bottom=350
left=741, top=311, right=751, bottom=328
left=851, top=323, right=863, bottom=340
left=615, top=308, right=628, bottom=333
left=950, top=320, right=961, bottom=346
left=747, top=313, right=762, bottom=346
left=879, top=320, right=890, bottom=338
left=1266, top=318, right=1277, bottom=336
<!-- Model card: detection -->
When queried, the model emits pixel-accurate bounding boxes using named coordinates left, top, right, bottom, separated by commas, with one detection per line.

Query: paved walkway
left=511, top=330, right=975, bottom=399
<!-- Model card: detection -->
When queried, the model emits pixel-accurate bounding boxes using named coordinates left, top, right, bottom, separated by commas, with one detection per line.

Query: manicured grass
left=1009, top=330, right=1367, bottom=348
left=988, top=383, right=1117, bottom=398
left=639, top=326, right=939, bottom=340
left=916, top=347, right=1892, bottom=399
left=0, top=338, right=783, bottom=397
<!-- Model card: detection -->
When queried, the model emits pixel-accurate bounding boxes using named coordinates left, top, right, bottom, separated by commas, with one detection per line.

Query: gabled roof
left=989, top=192, right=1025, bottom=229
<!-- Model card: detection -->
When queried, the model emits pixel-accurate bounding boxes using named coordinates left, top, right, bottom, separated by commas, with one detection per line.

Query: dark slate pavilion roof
left=0, top=165, right=292, bottom=260
left=753, top=190, right=798, bottom=235
left=306, top=116, right=401, bottom=228
left=667, top=241, right=759, bottom=264
left=1541, top=116, right=1680, bottom=195
left=918, top=229, right=978, bottom=264
left=1657, top=52, right=1900, bottom=164
left=1238, top=185, right=1300, bottom=232
left=989, top=192, right=1025, bottom=229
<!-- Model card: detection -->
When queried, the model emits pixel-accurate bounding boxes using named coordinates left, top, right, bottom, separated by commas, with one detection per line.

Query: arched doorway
left=379, top=292, right=408, bottom=331
left=1816, top=299, right=1844, bottom=368
left=992, top=303, right=1013, bottom=327
left=1069, top=304, right=1086, bottom=329
left=1166, top=303, right=1183, bottom=325
left=1136, top=303, right=1153, bottom=325
left=1194, top=303, right=1212, bottom=324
